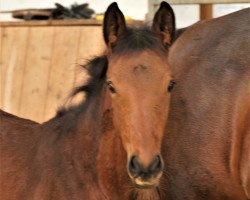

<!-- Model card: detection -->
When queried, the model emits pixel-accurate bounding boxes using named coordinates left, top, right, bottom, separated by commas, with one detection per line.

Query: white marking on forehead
left=133, top=64, right=149, bottom=74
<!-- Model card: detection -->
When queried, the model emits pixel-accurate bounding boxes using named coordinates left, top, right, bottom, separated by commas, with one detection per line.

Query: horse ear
left=152, top=1, right=175, bottom=47
left=103, top=2, right=127, bottom=48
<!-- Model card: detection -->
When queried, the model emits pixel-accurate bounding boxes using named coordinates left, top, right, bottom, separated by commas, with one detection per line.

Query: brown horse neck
left=61, top=86, right=130, bottom=197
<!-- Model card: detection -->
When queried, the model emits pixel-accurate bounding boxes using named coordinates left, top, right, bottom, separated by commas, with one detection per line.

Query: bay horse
left=164, top=8, right=250, bottom=199
left=0, top=2, right=176, bottom=200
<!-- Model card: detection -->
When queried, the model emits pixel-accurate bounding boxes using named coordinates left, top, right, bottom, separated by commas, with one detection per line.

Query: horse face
left=107, top=50, right=173, bottom=187
left=103, top=2, right=175, bottom=188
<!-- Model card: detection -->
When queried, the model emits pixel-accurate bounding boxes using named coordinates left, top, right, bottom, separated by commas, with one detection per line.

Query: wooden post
left=200, top=4, right=213, bottom=20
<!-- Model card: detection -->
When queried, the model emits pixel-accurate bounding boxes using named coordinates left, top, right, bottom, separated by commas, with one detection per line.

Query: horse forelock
left=112, top=26, right=168, bottom=55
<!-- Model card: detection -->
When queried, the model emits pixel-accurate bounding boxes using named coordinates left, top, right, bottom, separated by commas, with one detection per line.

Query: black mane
left=56, top=55, right=108, bottom=117
left=72, top=56, right=108, bottom=97
left=56, top=26, right=167, bottom=117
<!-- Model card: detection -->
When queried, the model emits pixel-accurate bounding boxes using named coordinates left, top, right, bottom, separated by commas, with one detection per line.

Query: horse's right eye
left=167, top=80, right=176, bottom=92
left=107, top=82, right=116, bottom=93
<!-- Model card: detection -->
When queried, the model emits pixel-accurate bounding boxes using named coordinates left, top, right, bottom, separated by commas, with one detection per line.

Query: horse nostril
left=149, top=155, right=163, bottom=174
left=128, top=156, right=141, bottom=178
left=128, top=155, right=163, bottom=179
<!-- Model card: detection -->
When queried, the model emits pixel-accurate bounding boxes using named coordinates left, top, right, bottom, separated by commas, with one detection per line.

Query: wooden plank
left=0, top=19, right=100, bottom=27
left=0, top=19, right=142, bottom=27
left=0, top=27, right=15, bottom=111
left=76, top=26, right=104, bottom=83
left=19, top=27, right=54, bottom=122
left=43, top=26, right=81, bottom=121
left=77, top=26, right=104, bottom=59
left=0, top=27, right=29, bottom=114
left=0, top=28, right=11, bottom=111
left=0, top=27, right=2, bottom=108
left=200, top=4, right=213, bottom=20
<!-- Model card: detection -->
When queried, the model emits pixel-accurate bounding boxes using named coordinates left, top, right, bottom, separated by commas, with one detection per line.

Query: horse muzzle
left=127, top=155, right=164, bottom=188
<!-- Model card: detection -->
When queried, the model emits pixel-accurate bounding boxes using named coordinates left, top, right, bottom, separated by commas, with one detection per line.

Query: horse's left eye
left=107, top=82, right=116, bottom=93
left=168, top=80, right=176, bottom=92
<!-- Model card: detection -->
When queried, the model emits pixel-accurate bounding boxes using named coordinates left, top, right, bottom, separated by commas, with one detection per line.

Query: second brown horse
left=164, top=7, right=250, bottom=200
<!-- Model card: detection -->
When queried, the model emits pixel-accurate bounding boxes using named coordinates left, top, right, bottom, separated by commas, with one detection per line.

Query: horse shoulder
left=240, top=128, right=250, bottom=199
left=239, top=84, right=250, bottom=198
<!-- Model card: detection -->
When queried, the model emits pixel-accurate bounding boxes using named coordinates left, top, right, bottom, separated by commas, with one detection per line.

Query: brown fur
left=164, top=8, right=250, bottom=199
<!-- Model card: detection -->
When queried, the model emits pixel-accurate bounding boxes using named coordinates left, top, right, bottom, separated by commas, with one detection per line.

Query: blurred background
left=0, top=1, right=249, bottom=123
left=1, top=0, right=250, bottom=27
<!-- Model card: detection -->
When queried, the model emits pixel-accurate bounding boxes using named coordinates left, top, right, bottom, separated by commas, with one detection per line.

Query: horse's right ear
left=103, top=2, right=127, bottom=48
left=152, top=1, right=175, bottom=47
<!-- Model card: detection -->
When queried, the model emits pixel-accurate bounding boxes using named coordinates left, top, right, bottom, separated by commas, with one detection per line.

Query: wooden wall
left=0, top=21, right=105, bottom=123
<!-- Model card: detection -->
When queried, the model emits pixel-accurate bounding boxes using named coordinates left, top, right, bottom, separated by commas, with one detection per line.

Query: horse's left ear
left=152, top=1, right=175, bottom=47
left=103, top=2, right=127, bottom=49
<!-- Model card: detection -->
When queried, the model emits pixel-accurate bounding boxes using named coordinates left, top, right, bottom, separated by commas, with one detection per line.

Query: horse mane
left=72, top=56, right=108, bottom=97
left=56, top=55, right=108, bottom=117
left=56, top=26, right=168, bottom=118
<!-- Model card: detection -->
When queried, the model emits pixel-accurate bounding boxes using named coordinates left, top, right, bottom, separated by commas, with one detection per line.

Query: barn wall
left=0, top=21, right=105, bottom=123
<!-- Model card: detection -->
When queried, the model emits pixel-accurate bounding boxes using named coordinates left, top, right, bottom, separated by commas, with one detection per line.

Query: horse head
left=102, top=2, right=176, bottom=188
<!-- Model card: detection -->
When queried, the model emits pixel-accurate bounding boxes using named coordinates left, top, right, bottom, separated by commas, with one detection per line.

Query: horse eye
left=168, top=80, right=176, bottom=92
left=107, top=82, right=116, bottom=93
